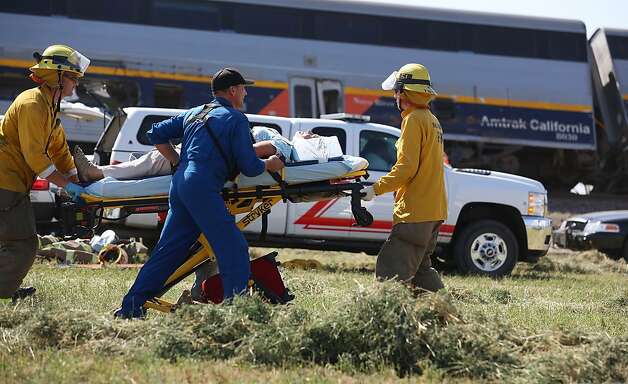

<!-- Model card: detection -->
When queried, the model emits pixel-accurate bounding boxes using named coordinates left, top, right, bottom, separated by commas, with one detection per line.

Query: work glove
left=65, top=182, right=86, bottom=204
left=360, top=185, right=376, bottom=201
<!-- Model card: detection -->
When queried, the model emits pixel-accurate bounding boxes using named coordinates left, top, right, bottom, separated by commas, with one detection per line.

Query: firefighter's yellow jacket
left=372, top=104, right=448, bottom=224
left=0, top=86, right=76, bottom=193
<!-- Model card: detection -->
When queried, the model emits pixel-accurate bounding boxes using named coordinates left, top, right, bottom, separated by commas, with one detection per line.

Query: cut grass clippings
left=0, top=247, right=626, bottom=383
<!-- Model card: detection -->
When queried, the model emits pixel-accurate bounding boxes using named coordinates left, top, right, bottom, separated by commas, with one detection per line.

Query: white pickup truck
left=92, top=107, right=552, bottom=277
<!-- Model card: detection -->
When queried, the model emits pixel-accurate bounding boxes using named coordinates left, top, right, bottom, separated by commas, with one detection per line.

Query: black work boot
left=12, top=286, right=36, bottom=303
left=112, top=307, right=146, bottom=320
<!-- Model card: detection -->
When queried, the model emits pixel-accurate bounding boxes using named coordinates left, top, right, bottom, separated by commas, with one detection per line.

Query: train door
left=289, top=77, right=343, bottom=117
left=316, top=80, right=343, bottom=115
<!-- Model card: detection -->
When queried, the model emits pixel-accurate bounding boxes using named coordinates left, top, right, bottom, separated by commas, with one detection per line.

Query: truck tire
left=623, top=240, right=628, bottom=264
left=453, top=219, right=518, bottom=277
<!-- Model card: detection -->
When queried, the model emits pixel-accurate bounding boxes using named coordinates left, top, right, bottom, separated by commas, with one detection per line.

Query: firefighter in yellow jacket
left=361, top=63, right=447, bottom=292
left=0, top=44, right=90, bottom=301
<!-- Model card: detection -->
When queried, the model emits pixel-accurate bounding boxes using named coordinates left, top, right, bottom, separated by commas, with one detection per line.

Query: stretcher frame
left=59, top=170, right=373, bottom=313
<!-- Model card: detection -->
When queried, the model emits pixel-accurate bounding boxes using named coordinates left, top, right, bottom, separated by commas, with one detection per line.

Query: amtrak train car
left=0, top=0, right=595, bottom=184
left=590, top=28, right=628, bottom=149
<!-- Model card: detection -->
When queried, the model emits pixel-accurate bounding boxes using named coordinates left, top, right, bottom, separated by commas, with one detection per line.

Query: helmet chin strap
left=53, top=70, right=64, bottom=120
left=396, top=97, right=404, bottom=112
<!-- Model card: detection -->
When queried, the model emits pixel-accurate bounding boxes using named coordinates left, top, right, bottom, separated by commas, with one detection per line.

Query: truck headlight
left=583, top=221, right=620, bottom=235
left=527, top=192, right=547, bottom=216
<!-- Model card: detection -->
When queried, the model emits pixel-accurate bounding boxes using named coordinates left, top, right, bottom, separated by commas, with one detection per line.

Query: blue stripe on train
left=365, top=97, right=595, bottom=149
left=0, top=63, right=595, bottom=149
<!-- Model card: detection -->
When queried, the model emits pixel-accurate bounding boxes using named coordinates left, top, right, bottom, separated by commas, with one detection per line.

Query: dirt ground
left=548, top=192, right=628, bottom=227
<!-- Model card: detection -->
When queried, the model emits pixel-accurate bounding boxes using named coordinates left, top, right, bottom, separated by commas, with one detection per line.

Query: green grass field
left=1, top=247, right=626, bottom=383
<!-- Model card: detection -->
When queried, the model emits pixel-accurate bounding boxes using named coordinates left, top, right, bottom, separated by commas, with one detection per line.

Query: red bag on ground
left=201, top=252, right=294, bottom=304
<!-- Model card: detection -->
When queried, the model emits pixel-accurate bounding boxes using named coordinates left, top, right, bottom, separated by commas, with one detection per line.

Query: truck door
left=350, top=127, right=398, bottom=242
left=285, top=121, right=354, bottom=240
left=290, top=78, right=343, bottom=117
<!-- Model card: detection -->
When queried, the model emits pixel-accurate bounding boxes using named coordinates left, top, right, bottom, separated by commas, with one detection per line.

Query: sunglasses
left=63, top=74, right=79, bottom=82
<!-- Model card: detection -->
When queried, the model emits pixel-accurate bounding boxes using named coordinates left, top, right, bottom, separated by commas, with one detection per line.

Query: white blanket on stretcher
left=85, top=155, right=369, bottom=198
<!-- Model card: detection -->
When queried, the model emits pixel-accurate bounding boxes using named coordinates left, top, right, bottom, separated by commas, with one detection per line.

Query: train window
left=294, top=85, right=313, bottom=118
left=607, top=35, right=628, bottom=60
left=154, top=84, right=184, bottom=108
left=548, top=32, right=587, bottom=61
left=359, top=130, right=397, bottom=172
left=322, top=89, right=340, bottom=115
left=427, top=21, right=460, bottom=51
left=0, top=0, right=51, bottom=15
left=472, top=25, right=537, bottom=58
left=381, top=17, right=427, bottom=48
left=137, top=115, right=179, bottom=146
left=151, top=0, right=220, bottom=31
left=66, top=0, right=145, bottom=24
left=234, top=5, right=303, bottom=37
left=310, top=127, right=347, bottom=154
left=314, top=12, right=381, bottom=45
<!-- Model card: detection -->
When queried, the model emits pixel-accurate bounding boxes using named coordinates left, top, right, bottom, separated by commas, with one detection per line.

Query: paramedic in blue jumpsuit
left=116, top=68, right=285, bottom=318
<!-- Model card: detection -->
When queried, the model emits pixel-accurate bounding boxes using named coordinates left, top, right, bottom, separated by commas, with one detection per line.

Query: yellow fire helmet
left=381, top=63, right=436, bottom=95
left=30, top=44, right=90, bottom=78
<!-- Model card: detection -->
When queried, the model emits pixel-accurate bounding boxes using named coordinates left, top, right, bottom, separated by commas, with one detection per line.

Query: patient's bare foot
left=73, top=146, right=101, bottom=183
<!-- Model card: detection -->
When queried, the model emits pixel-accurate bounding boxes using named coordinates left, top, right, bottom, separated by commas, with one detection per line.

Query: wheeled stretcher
left=59, top=157, right=373, bottom=313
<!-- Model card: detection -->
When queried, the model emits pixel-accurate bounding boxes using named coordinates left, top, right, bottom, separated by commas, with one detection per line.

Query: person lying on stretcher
left=73, top=127, right=319, bottom=183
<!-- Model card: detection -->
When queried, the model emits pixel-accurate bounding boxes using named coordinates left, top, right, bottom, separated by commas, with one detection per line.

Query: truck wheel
left=600, top=249, right=622, bottom=260
left=623, top=240, right=628, bottom=264
left=453, top=220, right=518, bottom=277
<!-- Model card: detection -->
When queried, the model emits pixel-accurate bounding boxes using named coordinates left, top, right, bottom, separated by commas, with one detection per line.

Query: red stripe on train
left=344, top=94, right=380, bottom=115
left=258, top=89, right=290, bottom=117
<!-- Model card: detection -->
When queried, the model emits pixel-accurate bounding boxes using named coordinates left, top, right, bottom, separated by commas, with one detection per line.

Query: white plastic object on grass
left=90, top=229, right=118, bottom=252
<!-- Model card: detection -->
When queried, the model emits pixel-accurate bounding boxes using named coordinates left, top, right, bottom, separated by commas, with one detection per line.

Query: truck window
left=359, top=130, right=398, bottom=172
left=249, top=121, right=282, bottom=135
left=137, top=115, right=179, bottom=145
left=311, top=127, right=347, bottom=154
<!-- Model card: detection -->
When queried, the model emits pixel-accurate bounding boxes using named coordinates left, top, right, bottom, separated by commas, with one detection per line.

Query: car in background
left=553, top=211, right=628, bottom=262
